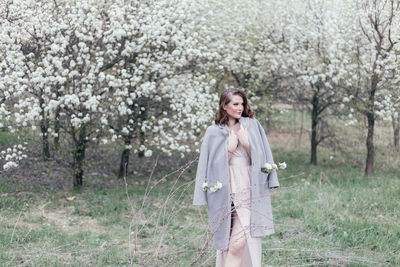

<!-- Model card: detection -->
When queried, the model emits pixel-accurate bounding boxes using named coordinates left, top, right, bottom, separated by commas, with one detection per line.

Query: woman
left=193, top=88, right=279, bottom=267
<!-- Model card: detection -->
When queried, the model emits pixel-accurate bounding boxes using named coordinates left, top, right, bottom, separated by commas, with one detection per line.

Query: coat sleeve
left=256, top=119, right=280, bottom=188
left=193, top=128, right=210, bottom=205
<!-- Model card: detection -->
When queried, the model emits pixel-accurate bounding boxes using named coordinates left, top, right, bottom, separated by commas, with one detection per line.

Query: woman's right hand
left=228, top=130, right=239, bottom=154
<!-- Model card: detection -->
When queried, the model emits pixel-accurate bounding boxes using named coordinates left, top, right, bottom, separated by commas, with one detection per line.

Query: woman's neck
left=228, top=118, right=238, bottom=128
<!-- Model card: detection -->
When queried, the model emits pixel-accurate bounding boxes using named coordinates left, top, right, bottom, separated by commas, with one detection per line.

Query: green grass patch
left=1, top=107, right=399, bottom=265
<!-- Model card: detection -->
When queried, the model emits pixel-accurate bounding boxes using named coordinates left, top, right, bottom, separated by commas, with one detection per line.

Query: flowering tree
left=0, top=1, right=40, bottom=171
left=344, top=0, right=400, bottom=174
left=374, top=88, right=400, bottom=151
left=268, top=0, right=400, bottom=172
left=102, top=0, right=217, bottom=178
left=277, top=0, right=356, bottom=164
left=1, top=0, right=216, bottom=186
left=1, top=0, right=133, bottom=185
left=185, top=0, right=286, bottom=124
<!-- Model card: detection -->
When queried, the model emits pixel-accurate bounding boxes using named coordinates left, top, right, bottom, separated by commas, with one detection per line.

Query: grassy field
left=1, top=108, right=399, bottom=266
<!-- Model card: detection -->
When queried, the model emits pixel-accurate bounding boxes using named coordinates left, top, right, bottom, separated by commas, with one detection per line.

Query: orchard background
left=0, top=0, right=399, bottom=266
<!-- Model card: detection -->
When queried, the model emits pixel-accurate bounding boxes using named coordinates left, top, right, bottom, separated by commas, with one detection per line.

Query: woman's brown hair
left=215, top=88, right=254, bottom=125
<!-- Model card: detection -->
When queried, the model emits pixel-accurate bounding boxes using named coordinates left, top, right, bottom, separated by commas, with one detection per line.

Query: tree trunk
left=138, top=129, right=145, bottom=158
left=73, top=126, right=87, bottom=187
left=365, top=111, right=375, bottom=175
left=392, top=112, right=399, bottom=151
left=119, top=137, right=131, bottom=179
left=137, top=106, right=147, bottom=158
left=396, top=114, right=400, bottom=151
left=54, top=106, right=61, bottom=151
left=310, top=92, right=319, bottom=165
left=54, top=88, right=61, bottom=151
left=365, top=73, right=378, bottom=175
left=298, top=107, right=304, bottom=148
left=39, top=96, right=51, bottom=160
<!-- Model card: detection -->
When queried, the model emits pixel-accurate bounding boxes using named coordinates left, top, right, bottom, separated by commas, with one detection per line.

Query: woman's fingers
left=237, top=126, right=249, bottom=147
left=228, top=130, right=239, bottom=152
left=237, top=126, right=245, bottom=138
left=237, top=124, right=246, bottom=136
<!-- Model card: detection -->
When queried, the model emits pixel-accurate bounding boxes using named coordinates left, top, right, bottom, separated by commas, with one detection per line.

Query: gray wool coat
left=193, top=116, right=279, bottom=250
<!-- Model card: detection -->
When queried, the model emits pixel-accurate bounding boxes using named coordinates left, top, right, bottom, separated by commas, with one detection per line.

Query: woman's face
left=223, top=95, right=244, bottom=120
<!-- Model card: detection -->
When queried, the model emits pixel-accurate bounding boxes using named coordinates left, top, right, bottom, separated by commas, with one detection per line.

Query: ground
left=1, top=109, right=399, bottom=266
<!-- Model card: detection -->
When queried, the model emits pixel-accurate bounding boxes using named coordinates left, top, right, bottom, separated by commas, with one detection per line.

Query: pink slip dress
left=215, top=139, right=262, bottom=267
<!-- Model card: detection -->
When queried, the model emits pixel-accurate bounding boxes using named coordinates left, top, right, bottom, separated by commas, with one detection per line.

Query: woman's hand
left=237, top=124, right=249, bottom=147
left=237, top=124, right=251, bottom=157
left=228, top=130, right=238, bottom=154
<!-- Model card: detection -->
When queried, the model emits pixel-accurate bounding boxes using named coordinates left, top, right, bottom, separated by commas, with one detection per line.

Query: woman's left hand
left=237, top=124, right=250, bottom=150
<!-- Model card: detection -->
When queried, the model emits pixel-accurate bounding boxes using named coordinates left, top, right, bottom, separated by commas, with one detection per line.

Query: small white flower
left=210, top=181, right=223, bottom=192
left=203, top=181, right=222, bottom=192
left=262, top=162, right=272, bottom=170
left=202, top=182, right=209, bottom=191
left=278, top=162, right=287, bottom=170
left=215, top=182, right=222, bottom=189
left=3, top=161, right=18, bottom=170
left=262, top=162, right=274, bottom=173
left=263, top=161, right=287, bottom=174
left=144, top=150, right=152, bottom=157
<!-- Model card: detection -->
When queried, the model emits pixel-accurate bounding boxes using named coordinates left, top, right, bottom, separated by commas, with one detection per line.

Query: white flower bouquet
left=261, top=162, right=287, bottom=174
left=202, top=181, right=223, bottom=192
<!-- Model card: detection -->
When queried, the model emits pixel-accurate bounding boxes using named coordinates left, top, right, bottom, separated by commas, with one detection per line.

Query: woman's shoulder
left=206, top=124, right=223, bottom=134
left=245, top=117, right=266, bottom=134
left=202, top=123, right=229, bottom=138
left=198, top=125, right=224, bottom=144
left=243, top=117, right=260, bottom=127
left=248, top=117, right=259, bottom=122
